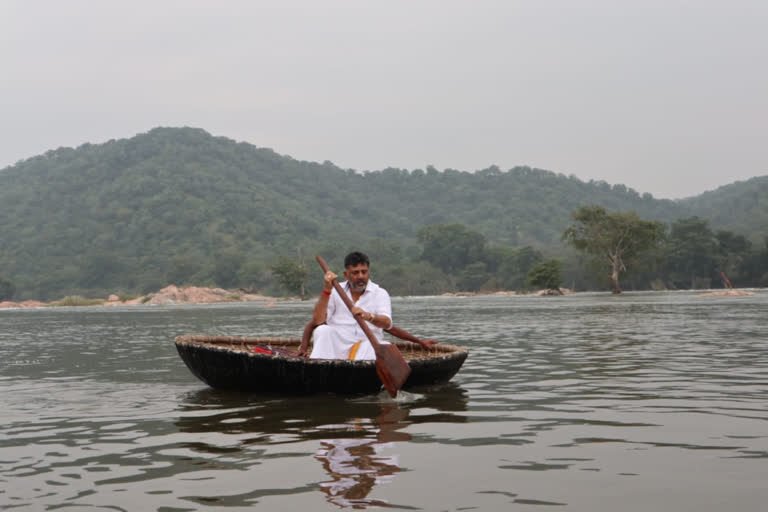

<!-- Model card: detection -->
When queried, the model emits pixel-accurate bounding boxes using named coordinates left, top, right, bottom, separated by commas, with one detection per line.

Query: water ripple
left=2, top=293, right=768, bottom=510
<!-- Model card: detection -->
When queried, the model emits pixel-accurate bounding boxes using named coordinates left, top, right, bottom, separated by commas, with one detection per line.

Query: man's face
left=344, top=263, right=370, bottom=292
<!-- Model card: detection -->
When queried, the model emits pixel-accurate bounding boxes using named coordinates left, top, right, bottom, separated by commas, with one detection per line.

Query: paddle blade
left=375, top=344, right=411, bottom=397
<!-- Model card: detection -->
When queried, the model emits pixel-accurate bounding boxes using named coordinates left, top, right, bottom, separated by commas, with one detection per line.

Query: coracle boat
left=174, top=335, right=468, bottom=394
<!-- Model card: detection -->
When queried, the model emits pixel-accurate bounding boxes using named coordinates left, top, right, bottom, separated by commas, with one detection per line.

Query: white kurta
left=310, top=280, right=392, bottom=360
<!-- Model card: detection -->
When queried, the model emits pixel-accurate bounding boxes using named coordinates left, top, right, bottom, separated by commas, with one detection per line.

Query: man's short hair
left=344, top=251, right=370, bottom=268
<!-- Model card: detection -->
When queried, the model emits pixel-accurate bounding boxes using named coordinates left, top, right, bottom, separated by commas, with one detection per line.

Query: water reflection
left=175, top=383, right=468, bottom=440
left=175, top=384, right=467, bottom=508
left=5, top=294, right=767, bottom=511
left=315, top=403, right=410, bottom=509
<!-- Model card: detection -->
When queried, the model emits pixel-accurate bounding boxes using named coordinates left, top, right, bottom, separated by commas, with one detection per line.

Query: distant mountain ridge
left=1, top=127, right=765, bottom=299
left=680, top=176, right=768, bottom=237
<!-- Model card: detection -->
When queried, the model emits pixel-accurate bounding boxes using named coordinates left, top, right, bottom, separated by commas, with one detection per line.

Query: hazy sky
left=2, top=1, right=766, bottom=199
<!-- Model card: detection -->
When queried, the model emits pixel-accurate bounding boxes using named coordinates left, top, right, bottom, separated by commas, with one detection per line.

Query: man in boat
left=306, top=251, right=391, bottom=360
left=302, top=251, right=436, bottom=360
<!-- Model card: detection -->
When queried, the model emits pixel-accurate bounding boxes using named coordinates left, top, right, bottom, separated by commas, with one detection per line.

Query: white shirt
left=327, top=280, right=393, bottom=340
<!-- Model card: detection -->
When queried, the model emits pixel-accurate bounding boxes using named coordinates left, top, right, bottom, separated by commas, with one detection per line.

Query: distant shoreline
left=1, top=286, right=578, bottom=309
left=0, top=285, right=278, bottom=309
left=2, top=286, right=761, bottom=310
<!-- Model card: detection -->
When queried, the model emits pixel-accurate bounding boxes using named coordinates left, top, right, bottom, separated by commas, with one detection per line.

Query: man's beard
left=350, top=280, right=367, bottom=292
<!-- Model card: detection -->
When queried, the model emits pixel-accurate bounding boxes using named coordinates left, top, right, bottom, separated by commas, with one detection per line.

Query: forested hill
left=0, top=127, right=764, bottom=299
left=681, top=176, right=768, bottom=238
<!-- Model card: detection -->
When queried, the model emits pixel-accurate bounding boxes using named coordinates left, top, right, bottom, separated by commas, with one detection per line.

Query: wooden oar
left=315, top=255, right=411, bottom=397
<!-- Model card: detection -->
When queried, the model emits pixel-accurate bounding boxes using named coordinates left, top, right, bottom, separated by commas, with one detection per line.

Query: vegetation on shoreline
left=563, top=206, right=664, bottom=294
left=0, top=277, right=15, bottom=301
left=1, top=127, right=766, bottom=300
left=0, top=285, right=277, bottom=308
left=51, top=296, right=105, bottom=307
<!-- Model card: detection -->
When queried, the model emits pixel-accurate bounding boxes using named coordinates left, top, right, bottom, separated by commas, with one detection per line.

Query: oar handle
left=316, top=255, right=381, bottom=350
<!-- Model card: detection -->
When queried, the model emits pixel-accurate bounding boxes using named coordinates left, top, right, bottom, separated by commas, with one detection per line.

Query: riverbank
left=1, top=285, right=574, bottom=309
left=0, top=285, right=276, bottom=309
left=441, top=288, right=574, bottom=297
left=2, top=286, right=760, bottom=309
left=697, top=289, right=755, bottom=297
left=4, top=291, right=767, bottom=511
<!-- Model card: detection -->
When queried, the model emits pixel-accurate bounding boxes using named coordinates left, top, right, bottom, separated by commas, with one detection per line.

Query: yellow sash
left=347, top=340, right=364, bottom=360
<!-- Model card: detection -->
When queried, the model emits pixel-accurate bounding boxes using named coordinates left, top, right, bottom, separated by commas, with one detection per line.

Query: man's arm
left=298, top=319, right=317, bottom=357
left=356, top=309, right=391, bottom=330
left=311, top=270, right=337, bottom=326
left=355, top=286, right=392, bottom=330
left=385, top=325, right=438, bottom=349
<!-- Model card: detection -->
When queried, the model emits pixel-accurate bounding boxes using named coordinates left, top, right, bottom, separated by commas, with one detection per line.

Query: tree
left=741, top=237, right=768, bottom=287
left=166, top=255, right=203, bottom=285
left=715, top=229, right=751, bottom=286
left=417, top=223, right=487, bottom=276
left=270, top=257, right=308, bottom=299
left=211, top=249, right=245, bottom=289
left=237, top=261, right=269, bottom=293
left=0, top=277, right=16, bottom=301
left=485, top=245, right=543, bottom=290
left=526, top=259, right=563, bottom=292
left=374, top=261, right=452, bottom=296
left=664, top=217, right=717, bottom=289
left=457, top=261, right=490, bottom=291
left=77, top=251, right=127, bottom=289
left=562, top=205, right=663, bottom=294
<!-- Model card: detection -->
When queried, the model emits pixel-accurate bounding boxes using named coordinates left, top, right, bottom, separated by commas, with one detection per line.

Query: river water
left=2, top=291, right=767, bottom=511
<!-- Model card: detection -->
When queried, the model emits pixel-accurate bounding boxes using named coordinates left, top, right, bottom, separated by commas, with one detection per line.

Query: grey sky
left=2, top=0, right=766, bottom=199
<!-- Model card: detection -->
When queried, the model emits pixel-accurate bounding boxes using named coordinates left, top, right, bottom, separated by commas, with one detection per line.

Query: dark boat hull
left=175, top=336, right=468, bottom=394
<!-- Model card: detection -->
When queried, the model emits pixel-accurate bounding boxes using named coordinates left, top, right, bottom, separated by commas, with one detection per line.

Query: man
left=307, top=251, right=393, bottom=360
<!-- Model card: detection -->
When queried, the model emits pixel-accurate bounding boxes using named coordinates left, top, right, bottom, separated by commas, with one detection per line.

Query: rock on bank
left=0, top=286, right=274, bottom=308
left=138, top=285, right=271, bottom=305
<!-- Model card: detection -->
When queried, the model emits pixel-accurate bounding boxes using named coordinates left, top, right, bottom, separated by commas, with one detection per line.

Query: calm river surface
left=2, top=291, right=767, bottom=511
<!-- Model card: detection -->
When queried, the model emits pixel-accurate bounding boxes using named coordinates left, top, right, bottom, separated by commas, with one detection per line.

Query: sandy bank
left=0, top=285, right=276, bottom=309
left=440, top=288, right=574, bottom=297
left=696, top=289, right=755, bottom=297
left=0, top=300, right=48, bottom=309
left=111, top=285, right=274, bottom=306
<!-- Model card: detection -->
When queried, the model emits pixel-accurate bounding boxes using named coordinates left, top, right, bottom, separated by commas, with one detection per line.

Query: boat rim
left=175, top=334, right=468, bottom=364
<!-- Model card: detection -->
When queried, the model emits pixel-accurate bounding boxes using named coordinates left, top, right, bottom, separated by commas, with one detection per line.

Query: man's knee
left=309, top=325, right=336, bottom=359
left=313, top=324, right=331, bottom=342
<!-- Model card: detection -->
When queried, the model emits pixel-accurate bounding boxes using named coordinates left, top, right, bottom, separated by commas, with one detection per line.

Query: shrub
left=526, top=259, right=563, bottom=291
left=53, top=295, right=105, bottom=307
left=0, top=278, right=15, bottom=301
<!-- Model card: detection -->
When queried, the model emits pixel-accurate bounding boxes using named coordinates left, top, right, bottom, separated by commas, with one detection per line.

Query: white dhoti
left=310, top=324, right=390, bottom=360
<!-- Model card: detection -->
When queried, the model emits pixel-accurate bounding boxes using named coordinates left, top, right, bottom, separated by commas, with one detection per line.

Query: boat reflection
left=176, top=383, right=468, bottom=442
left=175, top=384, right=467, bottom=508
left=314, top=402, right=412, bottom=509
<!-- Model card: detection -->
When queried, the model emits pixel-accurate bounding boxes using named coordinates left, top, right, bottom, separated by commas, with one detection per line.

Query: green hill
left=682, top=176, right=768, bottom=242
left=0, top=127, right=765, bottom=299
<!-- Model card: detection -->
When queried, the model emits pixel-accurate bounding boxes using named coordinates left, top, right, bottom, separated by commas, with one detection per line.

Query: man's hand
left=417, top=339, right=438, bottom=349
left=323, top=270, right=337, bottom=291
left=384, top=325, right=438, bottom=349
left=350, top=307, right=376, bottom=323
left=298, top=320, right=316, bottom=358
